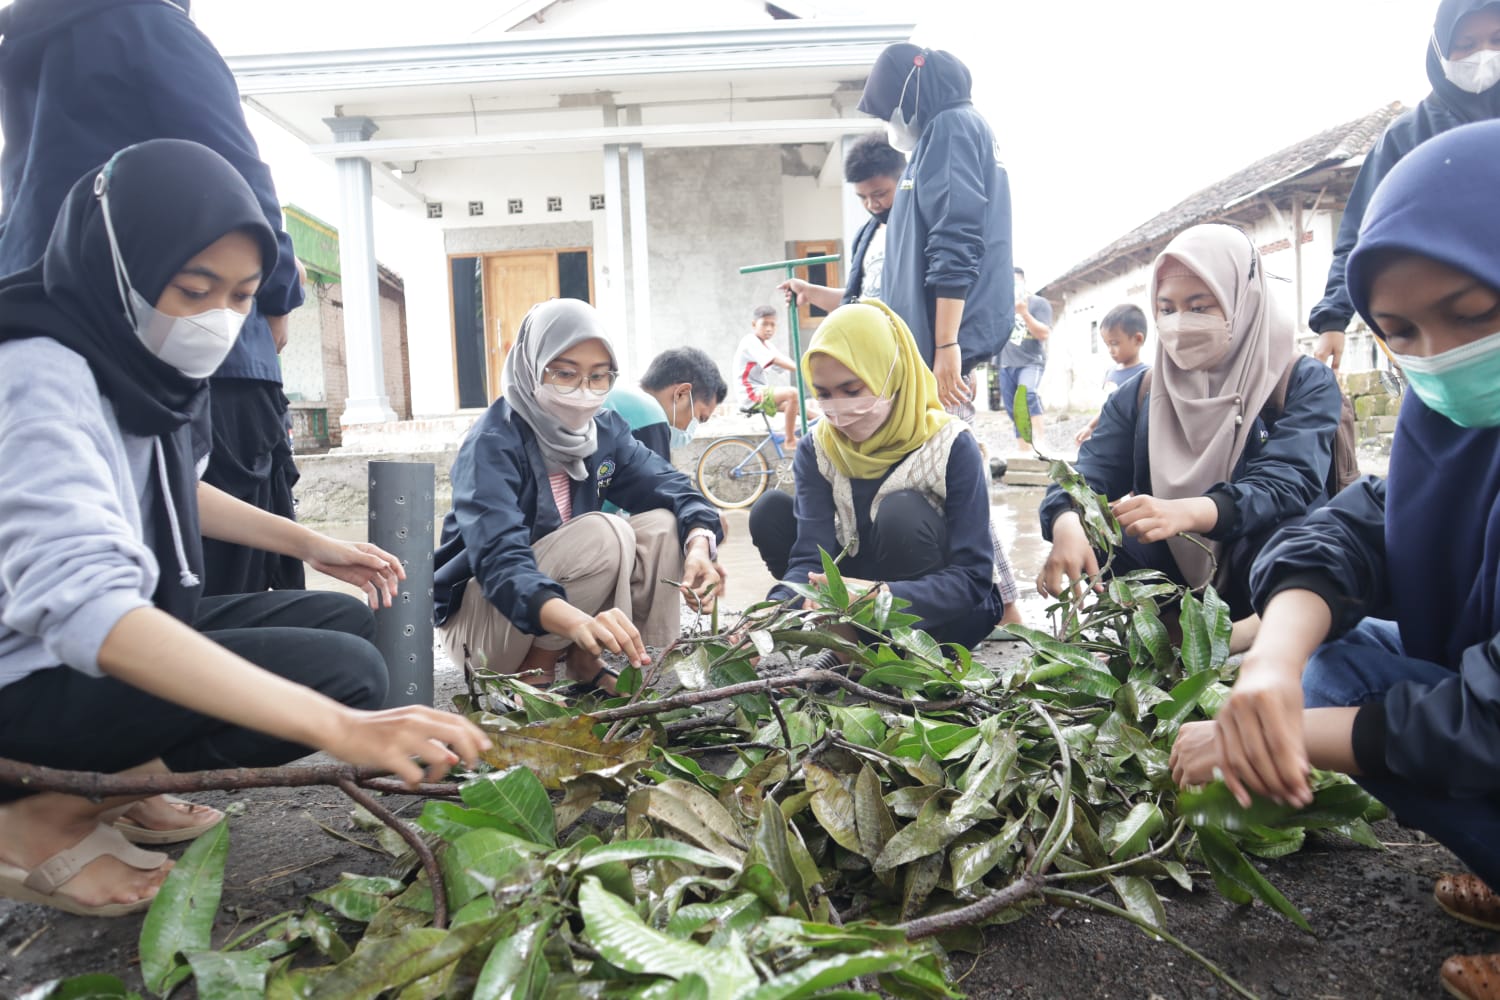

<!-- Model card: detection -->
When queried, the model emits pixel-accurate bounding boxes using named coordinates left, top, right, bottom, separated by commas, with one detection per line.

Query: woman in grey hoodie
left=0, top=140, right=488, bottom=917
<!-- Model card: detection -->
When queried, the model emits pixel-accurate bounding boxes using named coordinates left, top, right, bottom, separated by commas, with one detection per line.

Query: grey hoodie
left=0, top=337, right=166, bottom=687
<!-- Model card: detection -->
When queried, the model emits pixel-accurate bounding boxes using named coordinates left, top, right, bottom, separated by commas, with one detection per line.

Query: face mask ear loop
left=895, top=61, right=920, bottom=124
left=94, top=174, right=138, bottom=326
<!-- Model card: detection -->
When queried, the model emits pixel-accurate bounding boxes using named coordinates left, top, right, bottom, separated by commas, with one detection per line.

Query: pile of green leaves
left=34, top=426, right=1382, bottom=999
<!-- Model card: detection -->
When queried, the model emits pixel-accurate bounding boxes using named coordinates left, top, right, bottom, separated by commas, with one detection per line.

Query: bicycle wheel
left=696, top=437, right=771, bottom=509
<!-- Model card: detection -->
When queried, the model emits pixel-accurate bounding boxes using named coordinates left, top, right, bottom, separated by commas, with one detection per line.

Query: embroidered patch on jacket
left=899, top=178, right=915, bottom=190
left=597, top=459, right=617, bottom=491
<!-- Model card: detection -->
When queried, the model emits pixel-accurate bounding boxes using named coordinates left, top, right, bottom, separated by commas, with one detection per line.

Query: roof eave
left=226, top=22, right=916, bottom=96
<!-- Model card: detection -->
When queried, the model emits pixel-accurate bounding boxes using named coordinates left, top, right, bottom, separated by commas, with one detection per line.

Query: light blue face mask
left=670, top=389, right=698, bottom=448
left=1395, top=328, right=1500, bottom=428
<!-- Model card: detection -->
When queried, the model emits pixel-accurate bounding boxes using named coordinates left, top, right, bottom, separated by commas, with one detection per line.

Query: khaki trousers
left=439, top=509, right=683, bottom=675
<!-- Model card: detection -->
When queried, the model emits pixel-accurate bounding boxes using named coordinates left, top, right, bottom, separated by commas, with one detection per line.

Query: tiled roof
left=1041, top=102, right=1407, bottom=294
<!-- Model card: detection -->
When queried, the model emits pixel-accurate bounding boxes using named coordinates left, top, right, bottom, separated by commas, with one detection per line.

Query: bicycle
left=695, top=398, right=799, bottom=509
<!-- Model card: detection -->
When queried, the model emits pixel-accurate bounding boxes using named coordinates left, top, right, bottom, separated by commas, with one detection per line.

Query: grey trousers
left=438, top=509, right=684, bottom=675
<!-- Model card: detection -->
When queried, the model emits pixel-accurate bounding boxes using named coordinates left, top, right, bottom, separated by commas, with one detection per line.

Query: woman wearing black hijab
left=1310, top=0, right=1500, bottom=368
left=0, top=139, right=487, bottom=917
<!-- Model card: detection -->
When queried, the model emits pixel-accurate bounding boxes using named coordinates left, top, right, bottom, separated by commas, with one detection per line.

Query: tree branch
left=0, top=757, right=461, bottom=799
left=337, top=778, right=448, bottom=930
left=897, top=873, right=1046, bottom=940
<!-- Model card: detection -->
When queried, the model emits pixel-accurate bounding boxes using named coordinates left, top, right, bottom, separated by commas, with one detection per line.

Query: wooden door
left=483, top=252, right=558, bottom=400
left=792, top=239, right=841, bottom=331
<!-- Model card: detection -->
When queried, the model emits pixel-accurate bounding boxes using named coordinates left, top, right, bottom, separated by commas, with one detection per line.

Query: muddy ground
left=1, top=635, right=1489, bottom=1000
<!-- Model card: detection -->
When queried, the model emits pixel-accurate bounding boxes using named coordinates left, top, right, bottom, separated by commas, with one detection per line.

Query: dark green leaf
left=139, top=819, right=229, bottom=995
left=578, top=877, right=758, bottom=992
left=1107, top=801, right=1165, bottom=858
left=1013, top=387, right=1033, bottom=444
left=1153, top=670, right=1218, bottom=728
left=309, top=874, right=406, bottom=923
left=804, top=761, right=862, bottom=853
left=473, top=915, right=552, bottom=1000
left=1132, top=607, right=1173, bottom=672
left=819, top=547, right=850, bottom=608
left=308, top=920, right=496, bottom=1000
left=184, top=951, right=270, bottom=1000
left=1178, top=592, right=1212, bottom=676
left=460, top=768, right=556, bottom=846
left=576, top=838, right=737, bottom=872
left=1196, top=827, right=1311, bottom=932
left=1107, top=875, right=1167, bottom=932
left=26, top=976, right=142, bottom=1000
left=828, top=705, right=887, bottom=748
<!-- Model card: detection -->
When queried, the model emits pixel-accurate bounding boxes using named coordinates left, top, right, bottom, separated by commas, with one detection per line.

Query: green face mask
left=1395, top=329, right=1500, bottom=428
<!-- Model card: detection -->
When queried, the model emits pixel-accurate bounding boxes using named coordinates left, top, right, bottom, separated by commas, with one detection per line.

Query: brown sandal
left=1436, top=873, right=1500, bottom=931
left=0, top=824, right=169, bottom=917
left=1442, top=954, right=1500, bottom=1000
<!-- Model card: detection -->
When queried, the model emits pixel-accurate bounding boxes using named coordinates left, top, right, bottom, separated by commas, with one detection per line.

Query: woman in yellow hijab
left=747, top=300, right=1018, bottom=648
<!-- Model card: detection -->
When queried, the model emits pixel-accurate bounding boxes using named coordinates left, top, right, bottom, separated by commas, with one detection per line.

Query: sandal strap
left=24, top=825, right=167, bottom=894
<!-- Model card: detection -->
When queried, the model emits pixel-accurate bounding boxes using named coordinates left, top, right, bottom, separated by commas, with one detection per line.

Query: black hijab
left=0, top=139, right=276, bottom=621
left=1427, top=0, right=1500, bottom=122
left=857, top=43, right=974, bottom=131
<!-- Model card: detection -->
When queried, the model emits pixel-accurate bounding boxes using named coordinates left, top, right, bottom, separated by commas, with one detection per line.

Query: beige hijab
left=1147, top=224, right=1294, bottom=589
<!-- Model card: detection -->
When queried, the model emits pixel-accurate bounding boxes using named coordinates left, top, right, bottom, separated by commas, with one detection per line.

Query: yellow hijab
left=804, top=299, right=950, bottom=479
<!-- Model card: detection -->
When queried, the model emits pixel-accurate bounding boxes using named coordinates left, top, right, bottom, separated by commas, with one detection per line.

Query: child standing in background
left=1075, top=304, right=1151, bottom=445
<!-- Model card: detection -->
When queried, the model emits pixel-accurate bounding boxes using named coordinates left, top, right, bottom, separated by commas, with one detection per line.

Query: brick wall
left=1342, top=370, right=1401, bottom=451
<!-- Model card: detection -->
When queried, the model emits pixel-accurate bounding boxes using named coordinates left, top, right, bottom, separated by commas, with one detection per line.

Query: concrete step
left=1005, top=457, right=1053, bottom=474
left=998, top=471, right=1054, bottom=488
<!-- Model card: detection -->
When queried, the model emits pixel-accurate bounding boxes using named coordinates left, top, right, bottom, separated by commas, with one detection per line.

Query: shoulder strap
left=1265, top=357, right=1298, bottom=416
left=1134, top=368, right=1153, bottom=408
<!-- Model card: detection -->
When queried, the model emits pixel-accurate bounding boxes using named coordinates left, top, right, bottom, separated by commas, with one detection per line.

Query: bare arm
left=778, top=278, right=845, bottom=313
left=1017, top=298, right=1050, bottom=342
left=933, top=296, right=969, bottom=409
left=99, top=607, right=489, bottom=785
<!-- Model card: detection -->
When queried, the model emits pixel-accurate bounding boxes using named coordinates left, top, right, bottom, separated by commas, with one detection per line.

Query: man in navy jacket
left=0, top=0, right=306, bottom=593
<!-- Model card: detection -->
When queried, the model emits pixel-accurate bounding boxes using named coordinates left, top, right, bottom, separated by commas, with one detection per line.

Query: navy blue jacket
left=769, top=431, right=1002, bottom=636
left=433, top=401, right=722, bottom=633
left=841, top=215, right=881, bottom=305
left=1039, top=357, right=1342, bottom=544
left=881, top=104, right=1015, bottom=374
left=0, top=0, right=300, bottom=383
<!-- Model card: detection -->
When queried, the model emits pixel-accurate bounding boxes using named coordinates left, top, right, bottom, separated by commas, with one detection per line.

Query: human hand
left=1015, top=297, right=1031, bottom=320
left=546, top=603, right=650, bottom=668
left=325, top=704, right=491, bottom=787
left=1036, top=513, right=1102, bottom=603
left=266, top=313, right=290, bottom=354
left=1074, top=421, right=1096, bottom=446
left=681, top=544, right=726, bottom=612
left=1110, top=494, right=1200, bottom=544
left=778, top=278, right=810, bottom=307
left=303, top=534, right=405, bottom=608
left=1312, top=328, right=1345, bottom=371
left=1214, top=655, right=1311, bottom=808
left=933, top=348, right=970, bottom=410
left=1170, top=720, right=1222, bottom=788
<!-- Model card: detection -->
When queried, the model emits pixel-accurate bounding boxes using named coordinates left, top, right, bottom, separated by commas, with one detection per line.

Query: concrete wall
left=645, top=145, right=788, bottom=377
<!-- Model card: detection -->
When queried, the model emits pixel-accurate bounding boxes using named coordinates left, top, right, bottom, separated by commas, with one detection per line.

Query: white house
left=226, top=0, right=913, bottom=432
left=1035, top=102, right=1405, bottom=414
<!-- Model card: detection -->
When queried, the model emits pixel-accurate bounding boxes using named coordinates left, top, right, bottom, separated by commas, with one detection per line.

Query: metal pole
left=368, top=461, right=436, bottom=708
left=739, top=254, right=840, bottom=436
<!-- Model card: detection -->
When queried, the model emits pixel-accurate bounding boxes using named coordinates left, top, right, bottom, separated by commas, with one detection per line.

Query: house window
left=589, top=194, right=606, bottom=211
left=467, top=201, right=484, bottom=217
left=547, top=196, right=563, bottom=213
left=507, top=198, right=524, bottom=215
left=1090, top=320, right=1099, bottom=353
left=425, top=202, right=443, bottom=220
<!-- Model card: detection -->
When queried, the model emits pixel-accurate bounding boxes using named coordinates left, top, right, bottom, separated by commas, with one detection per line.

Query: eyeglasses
left=542, top=366, right=618, bottom=395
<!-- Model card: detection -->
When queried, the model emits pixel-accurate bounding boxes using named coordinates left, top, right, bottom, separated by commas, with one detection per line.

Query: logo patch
left=597, top=459, right=617, bottom=492
left=899, top=178, right=915, bottom=191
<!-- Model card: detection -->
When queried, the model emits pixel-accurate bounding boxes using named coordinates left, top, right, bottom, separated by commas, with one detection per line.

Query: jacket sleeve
left=597, top=416, right=722, bottom=545
left=769, top=438, right=838, bottom=602
left=1248, top=475, right=1390, bottom=636
left=631, top=421, right=673, bottom=464
left=450, top=428, right=562, bottom=636
left=1205, top=358, right=1340, bottom=542
left=1040, top=376, right=1140, bottom=540
left=884, top=432, right=995, bottom=628
left=133, top=12, right=303, bottom=319
left=916, top=114, right=989, bottom=301
left=1353, top=633, right=1500, bottom=796
left=1308, top=120, right=1420, bottom=334
left=0, top=349, right=155, bottom=675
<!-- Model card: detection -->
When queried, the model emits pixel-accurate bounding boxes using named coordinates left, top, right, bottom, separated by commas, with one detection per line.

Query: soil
left=2, top=639, right=1488, bottom=999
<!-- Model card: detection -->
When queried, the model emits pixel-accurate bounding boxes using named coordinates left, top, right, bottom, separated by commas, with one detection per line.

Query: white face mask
left=96, top=176, right=247, bottom=379
left=1436, top=35, right=1500, bottom=94
left=670, top=388, right=698, bottom=448
left=885, top=63, right=923, bottom=153
left=534, top=383, right=605, bottom=431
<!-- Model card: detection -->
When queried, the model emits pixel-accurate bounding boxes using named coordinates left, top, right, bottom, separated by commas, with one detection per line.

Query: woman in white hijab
left=433, top=300, right=726, bottom=693
left=1036, top=224, right=1346, bottom=629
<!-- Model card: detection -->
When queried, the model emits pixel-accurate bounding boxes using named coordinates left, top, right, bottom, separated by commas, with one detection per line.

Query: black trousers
left=749, top=488, right=995, bottom=647
left=202, top=379, right=305, bottom=595
left=0, top=591, right=387, bottom=802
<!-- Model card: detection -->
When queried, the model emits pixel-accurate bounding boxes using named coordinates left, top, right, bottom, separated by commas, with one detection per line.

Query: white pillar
left=601, top=143, right=630, bottom=373
left=626, top=143, right=652, bottom=366
left=838, top=133, right=866, bottom=268
left=324, top=115, right=396, bottom=425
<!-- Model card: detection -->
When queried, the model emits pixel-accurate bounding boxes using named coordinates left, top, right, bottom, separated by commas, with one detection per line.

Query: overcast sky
left=188, top=0, right=1436, bottom=284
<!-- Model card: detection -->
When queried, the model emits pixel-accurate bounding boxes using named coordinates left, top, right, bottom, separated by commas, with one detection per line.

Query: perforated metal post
left=368, top=461, right=435, bottom=708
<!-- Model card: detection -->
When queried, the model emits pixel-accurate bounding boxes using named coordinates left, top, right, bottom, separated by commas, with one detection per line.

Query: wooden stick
left=337, top=778, right=448, bottom=930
